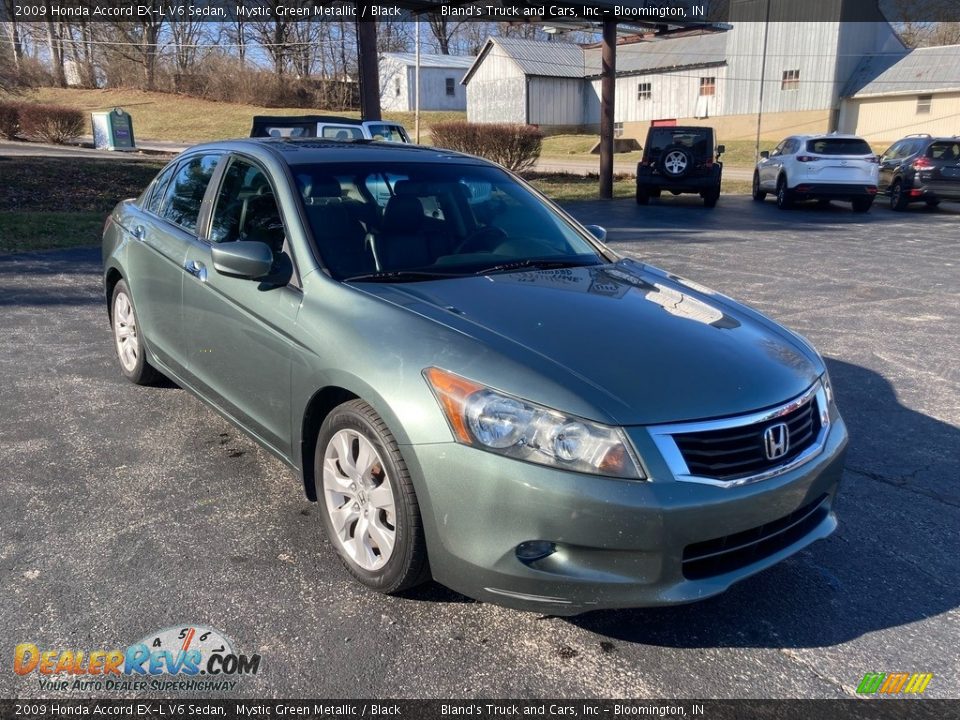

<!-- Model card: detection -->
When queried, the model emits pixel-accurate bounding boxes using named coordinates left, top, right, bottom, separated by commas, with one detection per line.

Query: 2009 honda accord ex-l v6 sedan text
left=102, top=138, right=848, bottom=614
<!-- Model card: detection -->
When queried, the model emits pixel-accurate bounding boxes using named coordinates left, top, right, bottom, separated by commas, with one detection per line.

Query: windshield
left=291, top=162, right=605, bottom=280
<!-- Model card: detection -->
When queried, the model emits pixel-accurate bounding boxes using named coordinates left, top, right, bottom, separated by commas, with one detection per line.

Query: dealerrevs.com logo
left=14, top=625, right=261, bottom=693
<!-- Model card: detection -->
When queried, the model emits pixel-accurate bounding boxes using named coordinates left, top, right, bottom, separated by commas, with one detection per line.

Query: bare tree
left=426, top=13, right=464, bottom=54
left=2, top=0, right=25, bottom=75
left=43, top=0, right=67, bottom=86
left=167, top=17, right=205, bottom=91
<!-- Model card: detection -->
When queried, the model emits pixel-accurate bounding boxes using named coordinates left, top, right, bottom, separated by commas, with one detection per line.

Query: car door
left=123, top=153, right=221, bottom=373
left=878, top=141, right=905, bottom=191
left=180, top=155, right=303, bottom=457
left=759, top=139, right=787, bottom=189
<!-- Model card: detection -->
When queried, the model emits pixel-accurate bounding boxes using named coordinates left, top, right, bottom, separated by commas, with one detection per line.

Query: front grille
left=673, top=394, right=822, bottom=481
left=682, top=494, right=829, bottom=580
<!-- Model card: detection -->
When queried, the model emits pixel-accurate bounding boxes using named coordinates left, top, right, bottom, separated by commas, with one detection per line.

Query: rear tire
left=851, top=197, right=874, bottom=213
left=315, top=399, right=429, bottom=594
left=752, top=172, right=766, bottom=202
left=110, top=279, right=160, bottom=386
left=703, top=188, right=720, bottom=208
left=776, top=177, right=792, bottom=210
left=890, top=180, right=909, bottom=211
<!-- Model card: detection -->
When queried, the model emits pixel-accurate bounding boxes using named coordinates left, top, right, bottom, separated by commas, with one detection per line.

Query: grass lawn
left=0, top=156, right=164, bottom=253
left=13, top=88, right=465, bottom=143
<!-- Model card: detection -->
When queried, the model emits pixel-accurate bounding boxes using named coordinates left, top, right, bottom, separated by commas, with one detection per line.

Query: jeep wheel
left=659, top=146, right=692, bottom=179
left=890, top=180, right=909, bottom=211
left=752, top=172, right=766, bottom=202
left=776, top=177, right=793, bottom=210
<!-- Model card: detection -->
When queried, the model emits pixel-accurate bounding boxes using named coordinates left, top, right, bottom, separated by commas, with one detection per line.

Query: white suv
left=752, top=134, right=879, bottom=212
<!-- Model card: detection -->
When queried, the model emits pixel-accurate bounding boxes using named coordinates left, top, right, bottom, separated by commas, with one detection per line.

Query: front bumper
left=405, top=415, right=847, bottom=615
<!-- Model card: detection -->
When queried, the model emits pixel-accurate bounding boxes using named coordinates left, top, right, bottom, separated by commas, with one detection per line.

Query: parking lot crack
left=846, top=465, right=960, bottom=509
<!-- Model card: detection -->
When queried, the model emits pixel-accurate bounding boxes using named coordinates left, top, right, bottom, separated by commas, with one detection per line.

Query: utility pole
left=415, top=20, right=421, bottom=143
left=599, top=19, right=617, bottom=199
left=356, top=8, right=381, bottom=120
left=754, top=0, right=771, bottom=162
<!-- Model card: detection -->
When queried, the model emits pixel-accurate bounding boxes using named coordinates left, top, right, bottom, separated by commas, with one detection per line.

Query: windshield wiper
left=343, top=270, right=464, bottom=283
left=472, top=258, right=596, bottom=276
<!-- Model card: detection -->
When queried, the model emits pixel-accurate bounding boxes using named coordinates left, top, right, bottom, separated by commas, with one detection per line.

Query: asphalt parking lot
left=1, top=195, right=958, bottom=699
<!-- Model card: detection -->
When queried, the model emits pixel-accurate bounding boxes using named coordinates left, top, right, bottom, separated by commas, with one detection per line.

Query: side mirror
left=716, top=144, right=725, bottom=155
left=759, top=150, right=770, bottom=160
left=584, top=224, right=607, bottom=242
left=211, top=241, right=274, bottom=280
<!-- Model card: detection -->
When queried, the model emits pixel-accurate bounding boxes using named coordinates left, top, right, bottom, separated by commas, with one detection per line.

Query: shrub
left=0, top=101, right=23, bottom=139
left=18, top=104, right=85, bottom=144
left=429, top=121, right=543, bottom=172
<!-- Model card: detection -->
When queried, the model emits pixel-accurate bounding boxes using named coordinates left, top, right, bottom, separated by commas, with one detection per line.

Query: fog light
left=516, top=541, right=557, bottom=562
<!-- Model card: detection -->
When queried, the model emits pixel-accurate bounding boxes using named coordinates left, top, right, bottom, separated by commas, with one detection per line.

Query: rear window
left=646, top=128, right=711, bottom=156
left=928, top=142, right=960, bottom=161
left=806, top=138, right=873, bottom=155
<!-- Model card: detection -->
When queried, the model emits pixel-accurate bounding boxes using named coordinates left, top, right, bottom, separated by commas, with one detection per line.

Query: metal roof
left=463, top=37, right=587, bottom=83
left=844, top=44, right=960, bottom=98
left=584, top=32, right=727, bottom=77
left=463, top=32, right=728, bottom=85
left=380, top=52, right=475, bottom=69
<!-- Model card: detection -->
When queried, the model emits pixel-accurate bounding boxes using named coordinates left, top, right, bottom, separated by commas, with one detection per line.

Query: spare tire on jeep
left=659, top=145, right=693, bottom=179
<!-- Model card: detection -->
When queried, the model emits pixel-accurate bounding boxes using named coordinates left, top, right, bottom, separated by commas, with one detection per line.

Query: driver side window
left=209, top=158, right=286, bottom=255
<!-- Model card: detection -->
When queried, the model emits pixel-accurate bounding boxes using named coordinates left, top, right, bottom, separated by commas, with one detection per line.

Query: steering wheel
left=457, top=226, right=508, bottom=255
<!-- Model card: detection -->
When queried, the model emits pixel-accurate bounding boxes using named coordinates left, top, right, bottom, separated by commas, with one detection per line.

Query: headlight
left=423, top=367, right=644, bottom=479
left=821, top=370, right=834, bottom=406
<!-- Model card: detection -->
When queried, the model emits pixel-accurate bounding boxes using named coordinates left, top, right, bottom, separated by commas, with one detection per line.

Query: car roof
left=180, top=137, right=492, bottom=167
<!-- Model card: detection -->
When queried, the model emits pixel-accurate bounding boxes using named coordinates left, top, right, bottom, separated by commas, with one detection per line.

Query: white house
left=839, top=45, right=960, bottom=144
left=379, top=52, right=475, bottom=112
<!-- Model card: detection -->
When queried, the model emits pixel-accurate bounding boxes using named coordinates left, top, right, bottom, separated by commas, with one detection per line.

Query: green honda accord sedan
left=102, top=138, right=848, bottom=614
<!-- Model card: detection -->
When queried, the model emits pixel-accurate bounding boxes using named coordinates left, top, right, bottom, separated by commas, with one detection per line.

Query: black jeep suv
left=879, top=134, right=960, bottom=210
left=636, top=126, right=724, bottom=207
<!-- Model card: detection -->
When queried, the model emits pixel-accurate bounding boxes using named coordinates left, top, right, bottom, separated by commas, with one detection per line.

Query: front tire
left=752, top=172, right=766, bottom=202
left=315, top=399, right=429, bottom=594
left=111, top=279, right=159, bottom=385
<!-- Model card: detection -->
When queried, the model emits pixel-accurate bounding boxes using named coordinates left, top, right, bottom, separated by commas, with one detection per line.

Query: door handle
left=184, top=259, right=207, bottom=282
left=132, top=225, right=145, bottom=240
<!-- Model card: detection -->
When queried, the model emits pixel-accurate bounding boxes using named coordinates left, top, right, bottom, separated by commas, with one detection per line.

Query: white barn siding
left=380, top=56, right=409, bottom=112
left=466, top=49, right=528, bottom=124
left=409, top=67, right=469, bottom=112
left=584, top=67, right=727, bottom=124
left=528, top=78, right=583, bottom=126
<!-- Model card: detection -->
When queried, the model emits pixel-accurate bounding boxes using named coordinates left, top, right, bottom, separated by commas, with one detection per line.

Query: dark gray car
left=102, top=138, right=848, bottom=614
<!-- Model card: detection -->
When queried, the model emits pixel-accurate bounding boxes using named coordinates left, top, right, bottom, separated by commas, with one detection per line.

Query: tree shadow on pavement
left=566, top=358, right=960, bottom=649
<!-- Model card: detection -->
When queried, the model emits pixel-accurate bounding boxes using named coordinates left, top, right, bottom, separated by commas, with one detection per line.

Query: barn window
left=781, top=69, right=800, bottom=90
left=445, top=78, right=455, bottom=96
left=699, top=77, right=716, bottom=96
left=637, top=82, right=652, bottom=101
left=917, top=95, right=932, bottom=114
left=614, top=122, right=624, bottom=138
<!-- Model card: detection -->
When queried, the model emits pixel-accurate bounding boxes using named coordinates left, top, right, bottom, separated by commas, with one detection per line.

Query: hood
left=356, top=260, right=823, bottom=425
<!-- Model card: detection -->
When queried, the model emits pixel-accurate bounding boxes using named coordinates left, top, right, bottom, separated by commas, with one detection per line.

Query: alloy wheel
left=663, top=150, right=688, bottom=175
left=113, top=291, right=139, bottom=373
left=322, top=429, right=397, bottom=571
